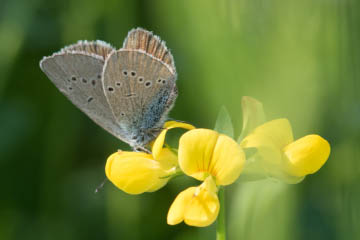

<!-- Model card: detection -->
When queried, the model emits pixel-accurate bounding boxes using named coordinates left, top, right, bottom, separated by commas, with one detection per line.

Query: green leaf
left=214, top=106, right=234, bottom=138
left=237, top=96, right=266, bottom=143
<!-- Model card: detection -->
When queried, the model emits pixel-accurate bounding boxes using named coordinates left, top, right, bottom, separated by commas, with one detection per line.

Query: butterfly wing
left=102, top=28, right=177, bottom=144
left=39, top=41, right=128, bottom=142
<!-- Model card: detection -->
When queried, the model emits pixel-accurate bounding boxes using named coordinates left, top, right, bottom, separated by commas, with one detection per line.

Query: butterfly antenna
left=94, top=178, right=108, bottom=194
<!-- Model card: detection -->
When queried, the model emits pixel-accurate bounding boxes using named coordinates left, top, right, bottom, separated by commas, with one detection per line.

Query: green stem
left=216, top=187, right=226, bottom=240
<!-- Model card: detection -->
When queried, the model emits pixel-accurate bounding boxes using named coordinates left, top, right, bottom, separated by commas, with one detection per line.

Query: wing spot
left=87, top=97, right=94, bottom=103
left=108, top=87, right=114, bottom=92
left=97, top=74, right=101, bottom=79
left=82, top=78, right=87, bottom=83
left=125, top=93, right=137, bottom=98
left=138, top=77, right=144, bottom=83
left=91, top=80, right=96, bottom=86
left=145, top=81, right=152, bottom=88
left=120, top=112, right=125, bottom=117
left=157, top=79, right=162, bottom=83
left=123, top=70, right=128, bottom=76
left=68, top=87, right=73, bottom=91
left=131, top=71, right=136, bottom=77
left=116, top=82, right=121, bottom=87
left=71, top=76, right=77, bottom=81
left=162, top=80, right=166, bottom=84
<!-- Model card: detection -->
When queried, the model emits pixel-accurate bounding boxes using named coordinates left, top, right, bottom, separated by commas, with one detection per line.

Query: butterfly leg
left=133, top=146, right=151, bottom=154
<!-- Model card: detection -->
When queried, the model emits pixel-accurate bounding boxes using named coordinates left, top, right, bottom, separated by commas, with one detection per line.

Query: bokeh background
left=1, top=0, right=359, bottom=239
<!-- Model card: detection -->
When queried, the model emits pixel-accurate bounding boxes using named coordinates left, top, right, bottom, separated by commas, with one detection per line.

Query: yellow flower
left=240, top=118, right=330, bottom=183
left=167, top=128, right=245, bottom=226
left=167, top=176, right=219, bottom=227
left=105, top=121, right=194, bottom=194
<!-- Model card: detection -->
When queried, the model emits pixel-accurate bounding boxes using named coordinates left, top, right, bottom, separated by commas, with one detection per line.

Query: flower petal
left=283, top=134, right=330, bottom=177
left=167, top=177, right=219, bottom=227
left=238, top=96, right=266, bottom=142
left=178, top=129, right=245, bottom=184
left=240, top=118, right=294, bottom=170
left=210, top=134, right=245, bottom=185
left=178, top=129, right=219, bottom=181
left=152, top=121, right=195, bottom=159
left=163, top=121, right=195, bottom=130
left=155, top=148, right=178, bottom=170
left=167, top=187, right=197, bottom=225
left=183, top=177, right=219, bottom=227
left=241, top=118, right=294, bottom=151
left=105, top=151, right=168, bottom=194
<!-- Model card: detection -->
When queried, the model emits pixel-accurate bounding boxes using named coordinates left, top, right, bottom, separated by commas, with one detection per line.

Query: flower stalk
left=216, top=188, right=226, bottom=240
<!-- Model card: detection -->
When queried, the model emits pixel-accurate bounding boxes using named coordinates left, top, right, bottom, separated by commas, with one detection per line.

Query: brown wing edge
left=122, top=27, right=176, bottom=75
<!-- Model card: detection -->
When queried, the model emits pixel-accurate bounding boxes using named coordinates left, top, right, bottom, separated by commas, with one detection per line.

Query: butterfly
left=40, top=28, right=178, bottom=151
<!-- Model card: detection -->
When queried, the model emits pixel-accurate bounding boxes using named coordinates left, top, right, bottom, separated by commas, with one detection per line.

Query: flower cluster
left=105, top=97, right=331, bottom=227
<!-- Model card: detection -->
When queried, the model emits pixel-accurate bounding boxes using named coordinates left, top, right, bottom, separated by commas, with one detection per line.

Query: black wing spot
left=71, top=76, right=77, bottom=81
left=97, top=74, right=101, bottom=79
left=116, top=82, right=121, bottom=87
left=91, top=80, right=96, bottom=86
left=108, top=87, right=114, bottom=92
left=120, top=112, right=125, bottom=116
left=138, top=77, right=144, bottom=83
left=68, top=87, right=73, bottom=91
left=125, top=93, right=137, bottom=98
left=123, top=70, right=128, bottom=76
left=131, top=71, right=136, bottom=77
left=145, top=81, right=152, bottom=88
left=157, top=79, right=162, bottom=83
left=162, top=80, right=166, bottom=84
left=87, top=97, right=94, bottom=103
left=82, top=78, right=87, bottom=83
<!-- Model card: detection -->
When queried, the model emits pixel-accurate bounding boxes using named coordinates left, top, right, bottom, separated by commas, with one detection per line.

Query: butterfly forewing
left=40, top=44, right=127, bottom=142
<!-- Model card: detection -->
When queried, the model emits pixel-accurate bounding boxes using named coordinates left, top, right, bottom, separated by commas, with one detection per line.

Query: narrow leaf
left=214, top=106, right=234, bottom=138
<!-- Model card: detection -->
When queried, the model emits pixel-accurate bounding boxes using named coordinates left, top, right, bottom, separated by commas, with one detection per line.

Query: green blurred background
left=1, top=0, right=359, bottom=239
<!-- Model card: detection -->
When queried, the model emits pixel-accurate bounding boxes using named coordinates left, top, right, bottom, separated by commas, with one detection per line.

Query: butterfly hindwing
left=102, top=50, right=177, bottom=141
